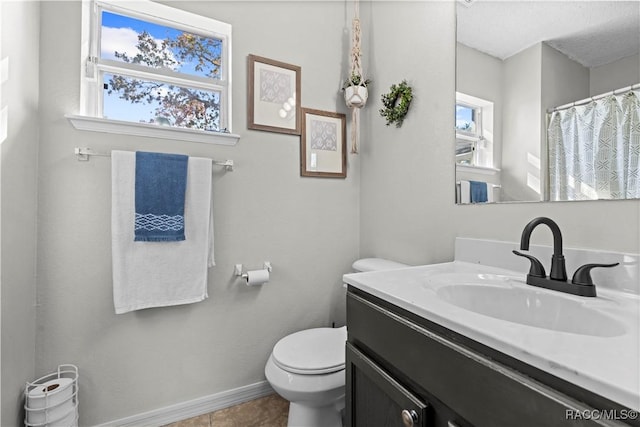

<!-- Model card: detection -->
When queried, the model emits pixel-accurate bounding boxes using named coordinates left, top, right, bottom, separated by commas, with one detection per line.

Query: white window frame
left=456, top=92, right=495, bottom=169
left=455, top=101, right=482, bottom=166
left=455, top=101, right=482, bottom=138
left=68, top=0, right=239, bottom=145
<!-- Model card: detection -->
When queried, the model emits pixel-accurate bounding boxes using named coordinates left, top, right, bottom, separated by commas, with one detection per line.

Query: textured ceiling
left=456, top=0, right=640, bottom=68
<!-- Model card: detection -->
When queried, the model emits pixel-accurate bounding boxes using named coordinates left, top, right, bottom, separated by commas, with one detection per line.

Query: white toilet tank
left=351, top=258, right=409, bottom=273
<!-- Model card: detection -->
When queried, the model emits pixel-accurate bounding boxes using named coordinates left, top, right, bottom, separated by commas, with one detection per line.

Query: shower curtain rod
left=74, top=147, right=234, bottom=171
left=548, top=83, right=640, bottom=113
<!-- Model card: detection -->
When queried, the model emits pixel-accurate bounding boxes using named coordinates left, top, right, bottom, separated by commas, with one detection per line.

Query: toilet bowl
left=265, top=258, right=408, bottom=427
left=265, top=326, right=347, bottom=427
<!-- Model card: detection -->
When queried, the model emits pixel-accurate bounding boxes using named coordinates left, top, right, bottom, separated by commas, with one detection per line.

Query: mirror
left=455, top=0, right=640, bottom=204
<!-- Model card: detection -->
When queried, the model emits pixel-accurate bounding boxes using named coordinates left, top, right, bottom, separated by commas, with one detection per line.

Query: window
left=455, top=92, right=494, bottom=168
left=455, top=103, right=481, bottom=136
left=74, top=0, right=236, bottom=143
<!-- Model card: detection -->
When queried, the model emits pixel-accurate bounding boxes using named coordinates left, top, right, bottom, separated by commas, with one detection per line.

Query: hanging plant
left=379, top=80, right=413, bottom=128
left=342, top=73, right=371, bottom=90
left=345, top=1, right=368, bottom=154
left=343, top=73, right=371, bottom=109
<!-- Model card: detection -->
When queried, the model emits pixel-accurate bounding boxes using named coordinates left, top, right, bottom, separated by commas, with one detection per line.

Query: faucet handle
left=572, top=263, right=619, bottom=286
left=512, top=250, right=546, bottom=278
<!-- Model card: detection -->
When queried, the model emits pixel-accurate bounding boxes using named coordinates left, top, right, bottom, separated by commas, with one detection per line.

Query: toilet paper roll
left=49, top=407, right=78, bottom=427
left=245, top=269, right=269, bottom=286
left=27, top=399, right=75, bottom=426
left=26, top=378, right=74, bottom=410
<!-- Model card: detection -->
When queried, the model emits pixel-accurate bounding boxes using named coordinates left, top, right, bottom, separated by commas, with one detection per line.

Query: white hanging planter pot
left=344, top=85, right=368, bottom=109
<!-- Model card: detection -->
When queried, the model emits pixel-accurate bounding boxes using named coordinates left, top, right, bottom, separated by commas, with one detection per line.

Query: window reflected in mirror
left=455, top=93, right=494, bottom=169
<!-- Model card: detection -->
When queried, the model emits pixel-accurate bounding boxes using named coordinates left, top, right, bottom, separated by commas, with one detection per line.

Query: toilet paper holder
left=234, top=262, right=272, bottom=280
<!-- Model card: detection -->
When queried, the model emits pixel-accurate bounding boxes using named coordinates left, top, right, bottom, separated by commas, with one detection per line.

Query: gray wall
left=360, top=1, right=457, bottom=265
left=590, top=53, right=640, bottom=96
left=541, top=43, right=590, bottom=113
left=501, top=44, right=543, bottom=202
left=36, top=1, right=358, bottom=425
left=1, top=1, right=40, bottom=425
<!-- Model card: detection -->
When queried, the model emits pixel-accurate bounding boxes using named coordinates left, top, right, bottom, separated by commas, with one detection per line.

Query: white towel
left=112, top=151, right=214, bottom=314
left=458, top=180, right=471, bottom=204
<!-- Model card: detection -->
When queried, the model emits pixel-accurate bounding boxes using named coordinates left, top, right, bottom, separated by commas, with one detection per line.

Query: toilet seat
left=272, top=327, right=347, bottom=375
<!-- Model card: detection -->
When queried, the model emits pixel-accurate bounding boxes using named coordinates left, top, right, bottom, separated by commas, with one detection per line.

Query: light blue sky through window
left=100, top=11, right=223, bottom=130
left=103, top=73, right=221, bottom=130
left=456, top=104, right=476, bottom=132
left=101, top=11, right=222, bottom=78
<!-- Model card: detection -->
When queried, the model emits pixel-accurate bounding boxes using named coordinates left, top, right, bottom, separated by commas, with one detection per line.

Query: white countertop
left=343, top=261, right=640, bottom=411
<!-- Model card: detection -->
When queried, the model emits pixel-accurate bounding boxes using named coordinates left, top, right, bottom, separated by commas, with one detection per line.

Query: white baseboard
left=97, top=381, right=274, bottom=427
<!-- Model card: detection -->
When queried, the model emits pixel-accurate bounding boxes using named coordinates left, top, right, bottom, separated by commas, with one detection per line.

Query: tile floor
left=164, top=394, right=289, bottom=427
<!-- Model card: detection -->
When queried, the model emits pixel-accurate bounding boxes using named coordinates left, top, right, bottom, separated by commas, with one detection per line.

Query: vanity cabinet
left=346, top=288, right=635, bottom=427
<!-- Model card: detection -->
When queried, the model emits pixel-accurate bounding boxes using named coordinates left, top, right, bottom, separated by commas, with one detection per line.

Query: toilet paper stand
left=234, top=262, right=272, bottom=284
left=24, top=364, right=79, bottom=427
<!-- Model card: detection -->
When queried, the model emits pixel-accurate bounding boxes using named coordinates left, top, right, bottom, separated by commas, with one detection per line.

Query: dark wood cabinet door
left=346, top=343, right=428, bottom=427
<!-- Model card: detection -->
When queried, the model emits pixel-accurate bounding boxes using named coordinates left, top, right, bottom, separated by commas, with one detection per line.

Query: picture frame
left=300, top=108, right=347, bottom=178
left=247, top=54, right=301, bottom=135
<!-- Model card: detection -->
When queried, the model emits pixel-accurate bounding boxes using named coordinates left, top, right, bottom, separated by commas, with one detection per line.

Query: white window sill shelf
left=455, top=133, right=482, bottom=142
left=66, top=114, right=240, bottom=146
left=456, top=164, right=500, bottom=175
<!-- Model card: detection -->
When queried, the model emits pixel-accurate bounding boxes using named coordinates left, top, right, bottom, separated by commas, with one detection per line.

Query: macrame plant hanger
left=346, top=0, right=366, bottom=154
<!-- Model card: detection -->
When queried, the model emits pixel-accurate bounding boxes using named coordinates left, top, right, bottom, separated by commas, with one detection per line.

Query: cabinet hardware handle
left=401, top=409, right=419, bottom=427
left=448, top=421, right=461, bottom=427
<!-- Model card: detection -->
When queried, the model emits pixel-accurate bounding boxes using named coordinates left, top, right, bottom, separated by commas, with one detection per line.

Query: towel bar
left=74, top=147, right=234, bottom=171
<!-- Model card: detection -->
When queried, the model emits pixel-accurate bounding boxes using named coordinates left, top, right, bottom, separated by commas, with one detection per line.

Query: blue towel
left=470, top=180, right=488, bottom=203
left=134, top=151, right=188, bottom=242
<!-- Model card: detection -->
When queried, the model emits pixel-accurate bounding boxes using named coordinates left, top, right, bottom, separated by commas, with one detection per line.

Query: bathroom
left=1, top=0, right=639, bottom=426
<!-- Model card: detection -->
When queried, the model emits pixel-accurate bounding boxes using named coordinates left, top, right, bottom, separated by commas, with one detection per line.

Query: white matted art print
left=300, top=108, right=346, bottom=178
left=247, top=54, right=301, bottom=135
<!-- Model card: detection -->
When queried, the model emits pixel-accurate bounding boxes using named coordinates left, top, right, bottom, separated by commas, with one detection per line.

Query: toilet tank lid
left=352, top=258, right=409, bottom=272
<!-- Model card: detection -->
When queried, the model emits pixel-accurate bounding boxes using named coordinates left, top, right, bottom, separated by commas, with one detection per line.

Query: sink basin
left=434, top=275, right=626, bottom=337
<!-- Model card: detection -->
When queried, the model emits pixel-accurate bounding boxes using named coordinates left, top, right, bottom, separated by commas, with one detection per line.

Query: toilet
left=265, top=258, right=409, bottom=427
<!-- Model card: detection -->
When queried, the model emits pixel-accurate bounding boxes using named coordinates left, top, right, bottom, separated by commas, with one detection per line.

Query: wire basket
left=24, top=365, right=78, bottom=427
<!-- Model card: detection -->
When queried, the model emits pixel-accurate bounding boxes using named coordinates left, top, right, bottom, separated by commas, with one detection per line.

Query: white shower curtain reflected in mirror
left=548, top=90, right=640, bottom=201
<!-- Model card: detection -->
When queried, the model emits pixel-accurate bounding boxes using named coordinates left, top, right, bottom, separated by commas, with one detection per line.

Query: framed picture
left=300, top=108, right=347, bottom=178
left=247, top=54, right=301, bottom=135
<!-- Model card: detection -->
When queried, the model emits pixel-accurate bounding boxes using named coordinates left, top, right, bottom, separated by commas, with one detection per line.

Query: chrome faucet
left=513, top=217, right=618, bottom=297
